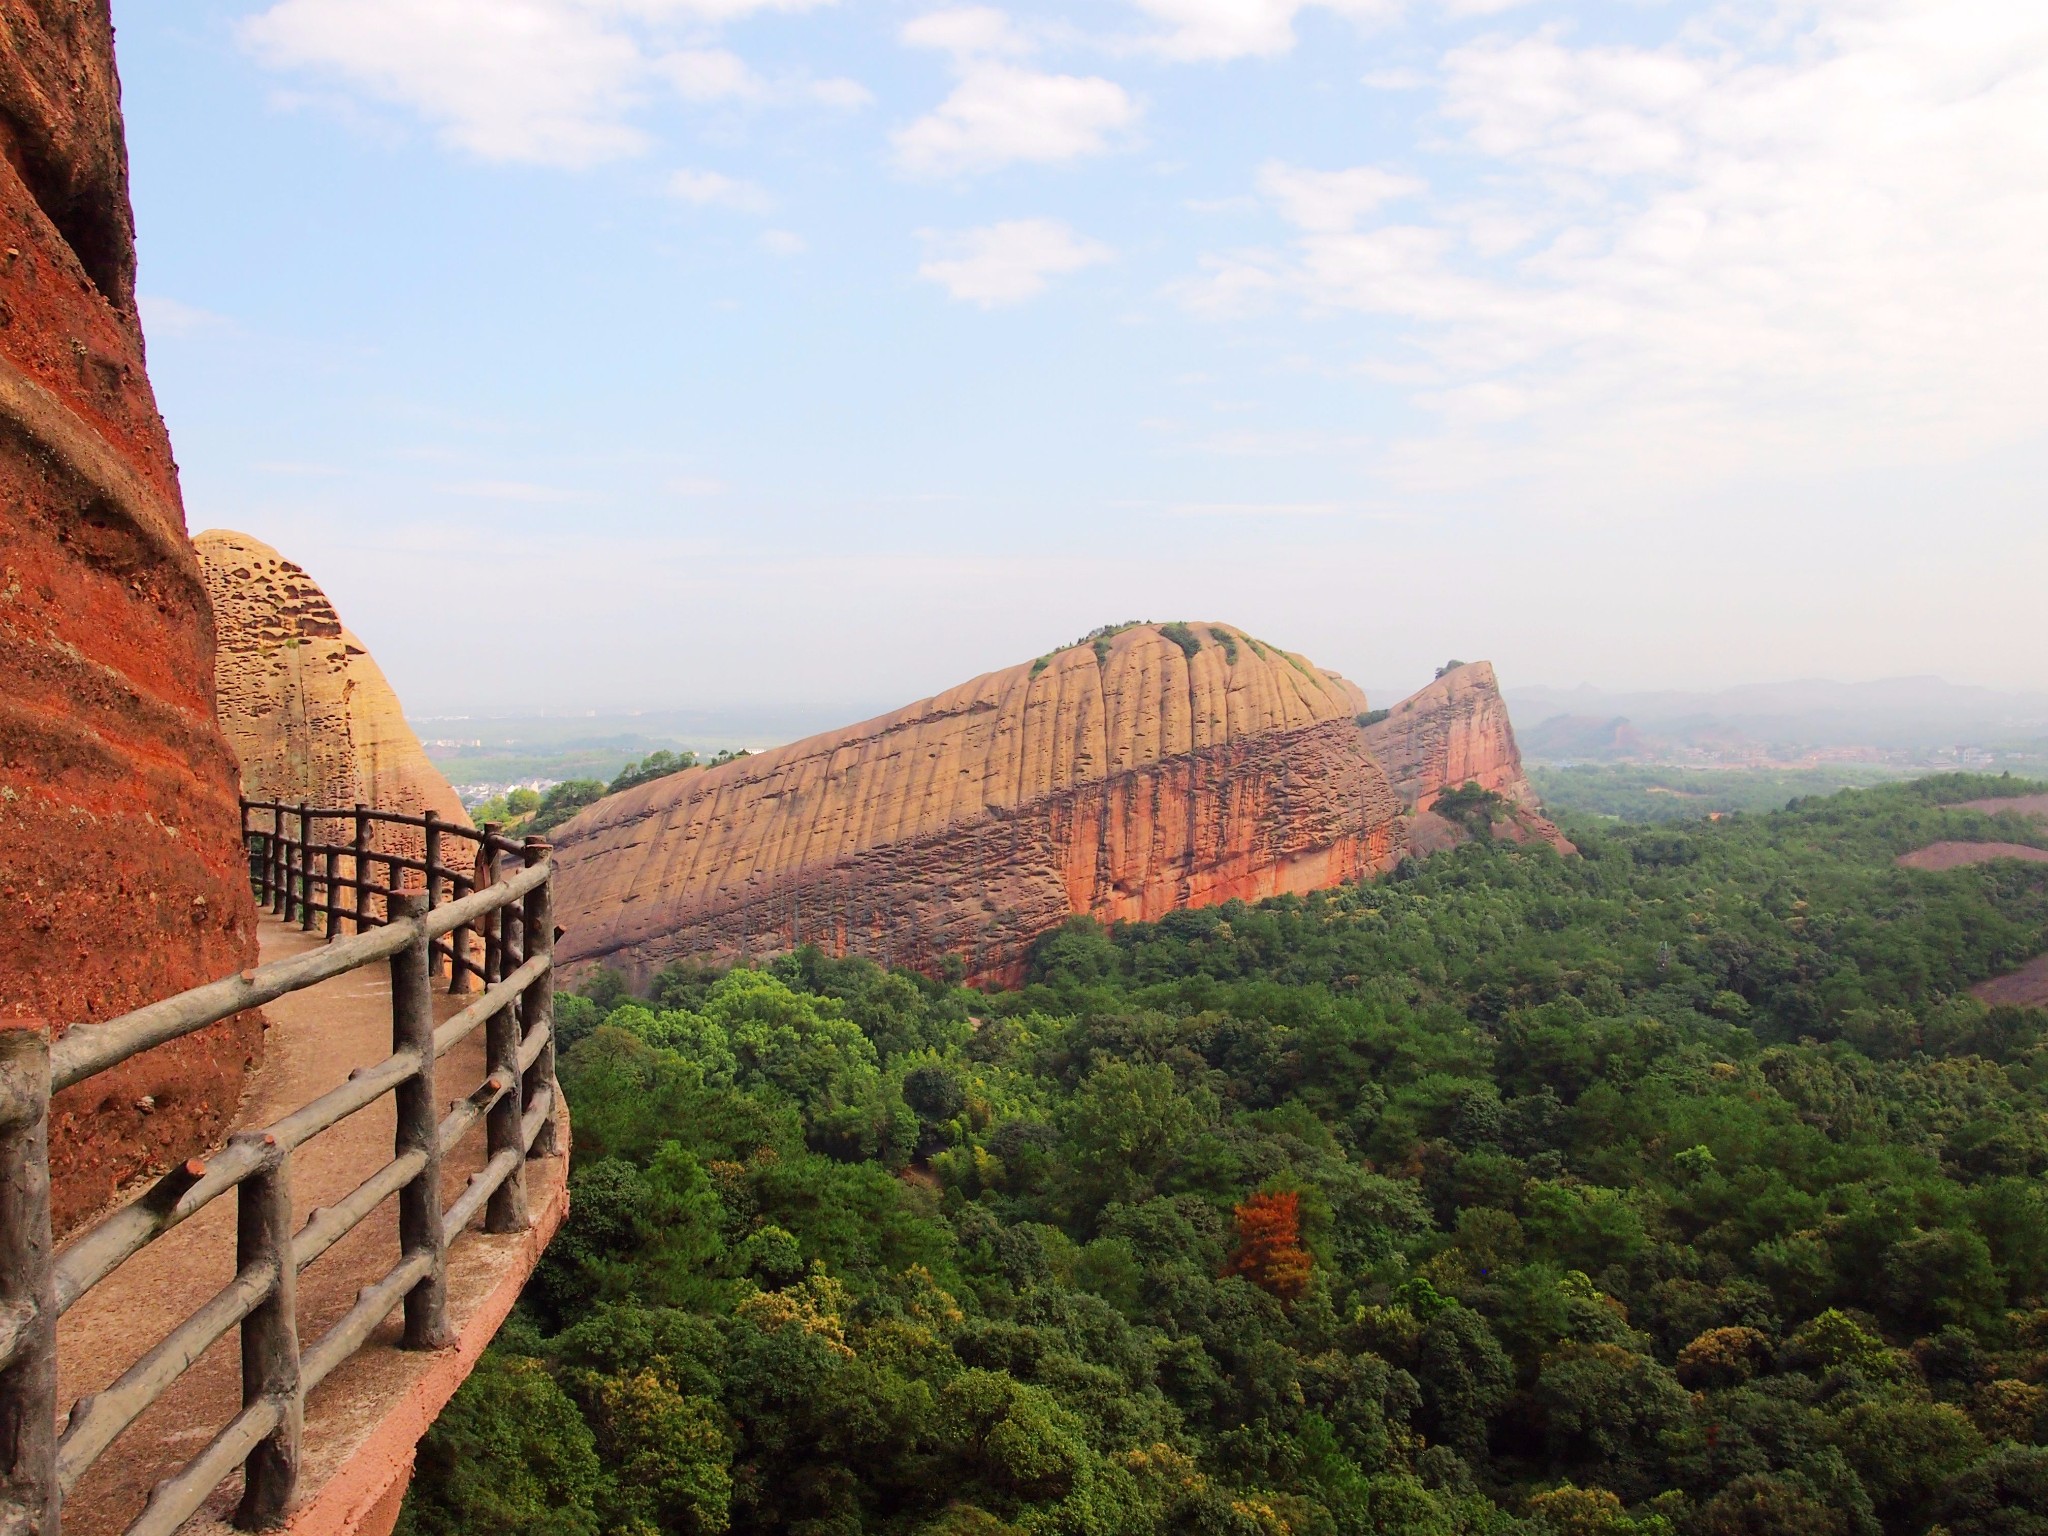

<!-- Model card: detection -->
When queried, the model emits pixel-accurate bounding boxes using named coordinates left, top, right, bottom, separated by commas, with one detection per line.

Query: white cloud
left=669, top=168, right=774, bottom=211
left=1176, top=0, right=2048, bottom=490
left=1128, top=0, right=1396, bottom=63
left=242, top=0, right=647, bottom=165
left=1435, top=0, right=1538, bottom=16
left=1256, top=161, right=1422, bottom=232
left=242, top=0, right=849, bottom=166
left=894, top=7, right=1138, bottom=177
left=918, top=219, right=1113, bottom=306
left=901, top=7, right=1034, bottom=58
left=656, top=48, right=766, bottom=103
left=894, top=65, right=1138, bottom=177
left=760, top=229, right=808, bottom=255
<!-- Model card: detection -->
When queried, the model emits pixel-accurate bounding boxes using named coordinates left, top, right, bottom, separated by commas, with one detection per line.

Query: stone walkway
left=57, top=917, right=567, bottom=1535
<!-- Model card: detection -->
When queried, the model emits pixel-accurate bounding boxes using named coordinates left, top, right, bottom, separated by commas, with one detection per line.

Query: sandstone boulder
left=0, top=2, right=260, bottom=1229
left=553, top=624, right=1406, bottom=986
left=194, top=529, right=472, bottom=878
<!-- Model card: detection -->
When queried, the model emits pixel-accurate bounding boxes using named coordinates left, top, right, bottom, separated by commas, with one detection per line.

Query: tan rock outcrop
left=1363, top=662, right=1572, bottom=852
left=0, top=2, right=261, bottom=1229
left=553, top=625, right=1406, bottom=986
left=194, top=529, right=473, bottom=874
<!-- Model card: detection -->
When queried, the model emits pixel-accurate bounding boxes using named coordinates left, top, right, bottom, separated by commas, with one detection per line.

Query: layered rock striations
left=553, top=625, right=1406, bottom=986
left=195, top=529, right=472, bottom=874
left=0, top=4, right=260, bottom=1227
left=1363, top=662, right=1572, bottom=853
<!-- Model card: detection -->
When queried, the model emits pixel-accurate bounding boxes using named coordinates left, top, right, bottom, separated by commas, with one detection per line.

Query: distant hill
left=1509, top=676, right=2048, bottom=767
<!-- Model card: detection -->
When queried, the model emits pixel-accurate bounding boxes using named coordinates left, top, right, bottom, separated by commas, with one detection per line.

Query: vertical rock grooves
left=552, top=624, right=1406, bottom=987
left=194, top=529, right=473, bottom=873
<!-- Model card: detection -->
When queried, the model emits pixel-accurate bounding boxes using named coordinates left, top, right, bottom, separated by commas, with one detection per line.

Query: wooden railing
left=239, top=801, right=529, bottom=991
left=0, top=802, right=560, bottom=1535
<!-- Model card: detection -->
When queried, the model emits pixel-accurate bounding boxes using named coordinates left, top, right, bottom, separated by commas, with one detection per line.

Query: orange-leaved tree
left=1223, top=1190, right=1312, bottom=1301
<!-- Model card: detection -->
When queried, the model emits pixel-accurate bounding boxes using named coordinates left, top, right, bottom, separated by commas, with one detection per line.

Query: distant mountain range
left=1505, top=677, right=2048, bottom=768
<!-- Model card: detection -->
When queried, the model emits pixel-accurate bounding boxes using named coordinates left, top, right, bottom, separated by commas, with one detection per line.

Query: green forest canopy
left=403, top=774, right=2048, bottom=1536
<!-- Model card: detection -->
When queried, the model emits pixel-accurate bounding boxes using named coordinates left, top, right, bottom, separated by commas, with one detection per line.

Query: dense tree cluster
left=402, top=775, right=2048, bottom=1536
left=471, top=748, right=757, bottom=837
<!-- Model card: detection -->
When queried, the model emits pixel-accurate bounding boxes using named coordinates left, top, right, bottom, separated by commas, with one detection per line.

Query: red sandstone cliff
left=1363, top=662, right=1572, bottom=853
left=552, top=625, right=1406, bottom=986
left=0, top=4, right=260, bottom=1228
left=195, top=529, right=472, bottom=874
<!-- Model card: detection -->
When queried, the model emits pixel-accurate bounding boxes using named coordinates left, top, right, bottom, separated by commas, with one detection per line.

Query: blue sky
left=115, top=0, right=2048, bottom=717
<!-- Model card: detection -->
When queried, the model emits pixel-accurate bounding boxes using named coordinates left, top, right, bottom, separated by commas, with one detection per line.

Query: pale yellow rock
left=193, top=530, right=471, bottom=871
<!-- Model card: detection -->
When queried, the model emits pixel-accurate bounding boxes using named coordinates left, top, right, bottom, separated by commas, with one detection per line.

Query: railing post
left=240, top=801, right=260, bottom=907
left=388, top=895, right=450, bottom=1349
left=323, top=846, right=340, bottom=942
left=352, top=804, right=370, bottom=933
left=479, top=826, right=503, bottom=988
left=279, top=807, right=295, bottom=924
left=422, top=812, right=442, bottom=981
left=232, top=1132, right=300, bottom=1529
left=447, top=838, right=473, bottom=998
left=270, top=807, right=288, bottom=917
left=521, top=839, right=559, bottom=1160
left=296, top=803, right=314, bottom=932
left=484, top=872, right=528, bottom=1233
left=0, top=1023, right=57, bottom=1535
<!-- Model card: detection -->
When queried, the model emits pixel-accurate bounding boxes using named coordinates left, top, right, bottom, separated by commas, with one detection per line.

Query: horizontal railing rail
left=237, top=801, right=533, bottom=992
left=0, top=801, right=560, bottom=1536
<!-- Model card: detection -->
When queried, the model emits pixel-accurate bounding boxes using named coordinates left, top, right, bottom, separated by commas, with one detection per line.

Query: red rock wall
left=552, top=625, right=1404, bottom=986
left=1363, top=662, right=1572, bottom=852
left=571, top=717, right=1402, bottom=987
left=0, top=3, right=260, bottom=1231
left=1361, top=662, right=1533, bottom=810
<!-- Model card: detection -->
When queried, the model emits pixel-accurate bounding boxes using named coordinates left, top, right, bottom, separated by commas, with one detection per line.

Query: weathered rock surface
left=1364, top=662, right=1574, bottom=853
left=554, top=625, right=1406, bottom=985
left=0, top=2, right=260, bottom=1229
left=194, top=529, right=472, bottom=875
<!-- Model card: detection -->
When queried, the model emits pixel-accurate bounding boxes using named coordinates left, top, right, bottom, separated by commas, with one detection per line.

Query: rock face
left=194, top=529, right=472, bottom=875
left=553, top=625, right=1406, bottom=986
left=1363, top=662, right=1572, bottom=852
left=0, top=4, right=261, bottom=1228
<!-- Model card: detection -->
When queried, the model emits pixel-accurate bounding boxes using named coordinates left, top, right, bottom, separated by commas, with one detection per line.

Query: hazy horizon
left=407, top=667, right=2048, bottom=732
left=121, top=2, right=2047, bottom=717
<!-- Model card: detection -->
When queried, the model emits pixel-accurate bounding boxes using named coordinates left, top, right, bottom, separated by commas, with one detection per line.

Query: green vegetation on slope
left=471, top=749, right=754, bottom=837
left=1530, top=764, right=1914, bottom=824
left=403, top=775, right=2048, bottom=1536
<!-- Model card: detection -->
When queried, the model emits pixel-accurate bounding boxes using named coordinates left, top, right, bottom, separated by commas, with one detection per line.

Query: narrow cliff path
left=57, top=917, right=567, bottom=1536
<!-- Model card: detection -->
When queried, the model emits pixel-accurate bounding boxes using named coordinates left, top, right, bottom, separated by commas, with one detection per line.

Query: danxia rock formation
left=0, top=3, right=260, bottom=1228
left=195, top=529, right=472, bottom=874
left=1364, top=662, right=1574, bottom=855
left=553, top=625, right=1407, bottom=986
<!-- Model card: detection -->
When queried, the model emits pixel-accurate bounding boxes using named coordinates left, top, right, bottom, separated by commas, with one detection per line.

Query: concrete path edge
left=282, top=1127, right=570, bottom=1536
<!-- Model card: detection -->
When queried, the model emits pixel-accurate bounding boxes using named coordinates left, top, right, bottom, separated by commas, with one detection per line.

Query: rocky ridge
left=0, top=3, right=260, bottom=1228
left=553, top=627, right=1540, bottom=986
left=1364, top=661, right=1574, bottom=855
left=195, top=529, right=472, bottom=874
